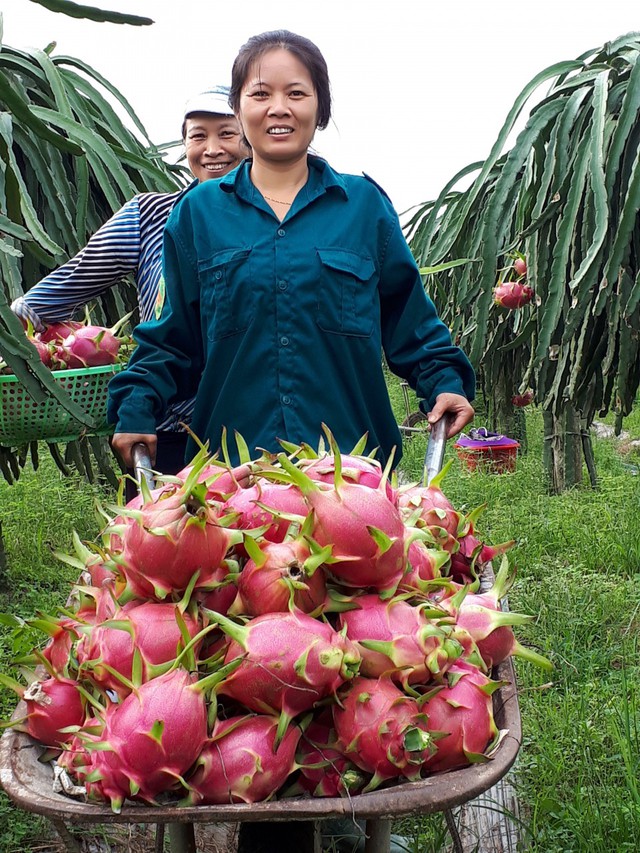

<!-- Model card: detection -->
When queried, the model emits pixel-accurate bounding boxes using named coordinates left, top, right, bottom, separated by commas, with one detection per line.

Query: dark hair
left=230, top=30, right=331, bottom=130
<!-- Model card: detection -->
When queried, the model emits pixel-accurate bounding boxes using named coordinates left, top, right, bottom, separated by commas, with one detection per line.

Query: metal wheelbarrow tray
left=0, top=655, right=521, bottom=832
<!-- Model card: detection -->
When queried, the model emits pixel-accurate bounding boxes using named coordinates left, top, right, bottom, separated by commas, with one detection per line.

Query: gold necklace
left=262, top=195, right=292, bottom=206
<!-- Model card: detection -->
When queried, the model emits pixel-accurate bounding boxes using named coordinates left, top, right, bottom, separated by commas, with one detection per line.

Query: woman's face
left=237, top=48, right=318, bottom=166
left=184, top=114, right=246, bottom=182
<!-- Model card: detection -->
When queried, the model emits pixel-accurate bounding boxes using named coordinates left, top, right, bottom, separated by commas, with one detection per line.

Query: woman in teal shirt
left=108, top=30, right=475, bottom=469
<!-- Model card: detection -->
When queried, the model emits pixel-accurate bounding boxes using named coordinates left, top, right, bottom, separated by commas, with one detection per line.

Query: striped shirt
left=12, top=189, right=193, bottom=431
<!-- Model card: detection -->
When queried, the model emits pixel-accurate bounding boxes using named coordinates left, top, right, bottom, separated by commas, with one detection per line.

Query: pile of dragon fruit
left=13, top=318, right=132, bottom=371
left=1, top=432, right=551, bottom=812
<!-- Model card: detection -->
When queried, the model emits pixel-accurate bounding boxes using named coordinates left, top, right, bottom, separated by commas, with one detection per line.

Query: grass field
left=0, top=396, right=638, bottom=852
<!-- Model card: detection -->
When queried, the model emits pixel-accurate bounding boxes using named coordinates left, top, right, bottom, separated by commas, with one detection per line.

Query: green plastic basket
left=0, top=364, right=123, bottom=445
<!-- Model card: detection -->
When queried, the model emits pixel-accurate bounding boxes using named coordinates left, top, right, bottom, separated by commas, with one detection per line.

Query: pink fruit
left=511, top=390, right=534, bottom=407
left=233, top=537, right=328, bottom=616
left=513, top=258, right=527, bottom=277
left=223, top=481, right=307, bottom=547
left=297, top=712, right=367, bottom=797
left=78, top=601, right=201, bottom=696
left=60, top=325, right=120, bottom=368
left=111, top=462, right=235, bottom=600
left=493, top=281, right=534, bottom=310
left=208, top=610, right=361, bottom=730
left=333, top=676, right=435, bottom=790
left=423, top=662, right=500, bottom=773
left=23, top=677, right=85, bottom=747
left=301, top=453, right=395, bottom=500
left=276, top=449, right=405, bottom=596
left=39, top=320, right=83, bottom=344
left=29, top=336, right=53, bottom=367
left=338, top=594, right=462, bottom=685
left=87, top=669, right=208, bottom=810
left=400, top=537, right=451, bottom=591
left=186, top=714, right=301, bottom=804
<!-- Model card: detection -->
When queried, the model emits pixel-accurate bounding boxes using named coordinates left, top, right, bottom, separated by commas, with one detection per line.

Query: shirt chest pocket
left=199, top=247, right=254, bottom=340
left=316, top=249, right=377, bottom=337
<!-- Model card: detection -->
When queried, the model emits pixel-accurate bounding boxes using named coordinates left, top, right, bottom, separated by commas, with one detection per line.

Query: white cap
left=183, top=86, right=233, bottom=120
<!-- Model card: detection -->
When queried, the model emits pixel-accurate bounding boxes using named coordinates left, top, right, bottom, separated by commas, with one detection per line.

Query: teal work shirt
left=107, top=156, right=475, bottom=466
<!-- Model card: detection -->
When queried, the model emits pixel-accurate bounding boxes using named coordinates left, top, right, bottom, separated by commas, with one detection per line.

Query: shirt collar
left=219, top=154, right=349, bottom=202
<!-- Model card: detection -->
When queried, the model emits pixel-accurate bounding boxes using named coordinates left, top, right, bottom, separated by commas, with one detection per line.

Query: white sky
left=2, top=0, right=639, bottom=214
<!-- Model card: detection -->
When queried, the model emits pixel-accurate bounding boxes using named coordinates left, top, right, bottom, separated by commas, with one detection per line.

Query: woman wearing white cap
left=11, top=86, right=248, bottom=476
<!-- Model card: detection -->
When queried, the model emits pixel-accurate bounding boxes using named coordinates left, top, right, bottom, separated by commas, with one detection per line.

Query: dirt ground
left=37, top=821, right=239, bottom=852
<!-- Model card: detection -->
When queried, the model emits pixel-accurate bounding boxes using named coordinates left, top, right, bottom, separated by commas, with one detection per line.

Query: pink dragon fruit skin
left=233, top=538, right=327, bottom=616
left=400, top=536, right=451, bottom=591
left=22, top=677, right=85, bottom=747
left=60, top=324, right=120, bottom=368
left=493, top=281, right=534, bottom=310
left=39, top=320, right=83, bottom=344
left=338, top=594, right=463, bottom=686
left=186, top=714, right=301, bottom=805
left=78, top=601, right=201, bottom=696
left=87, top=669, right=208, bottom=810
left=208, top=611, right=361, bottom=729
left=223, top=481, right=307, bottom=550
left=57, top=715, right=104, bottom=784
left=333, top=676, right=435, bottom=791
left=397, top=482, right=464, bottom=539
left=422, top=662, right=501, bottom=774
left=114, top=478, right=232, bottom=600
left=296, top=711, right=367, bottom=797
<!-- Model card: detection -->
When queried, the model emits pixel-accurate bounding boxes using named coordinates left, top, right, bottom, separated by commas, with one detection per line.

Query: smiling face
left=184, top=114, right=246, bottom=182
left=237, top=48, right=319, bottom=167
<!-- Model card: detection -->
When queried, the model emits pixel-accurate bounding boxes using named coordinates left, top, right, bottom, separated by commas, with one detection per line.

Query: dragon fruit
left=85, top=668, right=209, bottom=811
left=275, top=444, right=406, bottom=597
left=397, top=464, right=465, bottom=539
left=232, top=531, right=329, bottom=616
left=296, top=711, right=367, bottom=797
left=60, top=324, right=121, bottom=368
left=300, top=452, right=395, bottom=500
left=0, top=675, right=86, bottom=747
left=39, top=320, right=83, bottom=344
left=223, top=480, right=307, bottom=548
left=109, top=461, right=237, bottom=600
left=77, top=601, right=202, bottom=696
left=422, top=662, right=502, bottom=773
left=206, top=610, right=361, bottom=741
left=338, top=594, right=463, bottom=685
left=441, top=559, right=552, bottom=670
left=493, top=281, right=534, bottom=310
left=333, top=676, right=436, bottom=791
left=186, top=714, right=302, bottom=804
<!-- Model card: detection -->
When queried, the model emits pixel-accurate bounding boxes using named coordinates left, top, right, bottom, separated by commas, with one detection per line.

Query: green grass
left=0, top=399, right=639, bottom=851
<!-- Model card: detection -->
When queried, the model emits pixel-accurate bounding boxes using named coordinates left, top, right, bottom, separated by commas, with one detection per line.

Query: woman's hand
left=427, top=393, right=474, bottom=439
left=111, top=433, right=157, bottom=469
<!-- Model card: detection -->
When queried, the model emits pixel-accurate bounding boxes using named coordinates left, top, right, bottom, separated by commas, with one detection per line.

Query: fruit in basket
left=0, top=674, right=86, bottom=747
left=39, top=320, right=84, bottom=343
left=59, top=324, right=121, bottom=368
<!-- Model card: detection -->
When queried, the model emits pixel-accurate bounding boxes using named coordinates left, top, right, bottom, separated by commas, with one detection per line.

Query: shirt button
left=278, top=280, right=288, bottom=291
left=277, top=228, right=286, bottom=237
left=280, top=336, right=289, bottom=346
left=214, top=271, right=222, bottom=280
left=281, top=395, right=291, bottom=405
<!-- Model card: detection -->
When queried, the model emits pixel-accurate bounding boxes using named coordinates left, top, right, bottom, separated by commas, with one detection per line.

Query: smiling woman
left=11, top=85, right=248, bottom=484
left=108, top=29, right=475, bottom=476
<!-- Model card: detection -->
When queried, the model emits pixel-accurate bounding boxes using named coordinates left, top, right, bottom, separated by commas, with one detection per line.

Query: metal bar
left=423, top=414, right=450, bottom=485
left=155, top=822, right=165, bottom=853
left=168, top=821, right=197, bottom=852
left=132, top=441, right=156, bottom=491
left=50, top=818, right=82, bottom=853
left=364, top=818, right=391, bottom=852
left=444, top=808, right=464, bottom=853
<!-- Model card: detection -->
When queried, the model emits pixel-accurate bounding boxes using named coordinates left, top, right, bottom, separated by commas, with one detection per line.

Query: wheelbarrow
left=0, top=420, right=523, bottom=852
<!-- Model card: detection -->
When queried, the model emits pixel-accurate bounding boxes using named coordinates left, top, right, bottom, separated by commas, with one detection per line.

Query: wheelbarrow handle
left=131, top=442, right=156, bottom=492
left=424, top=414, right=450, bottom=485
